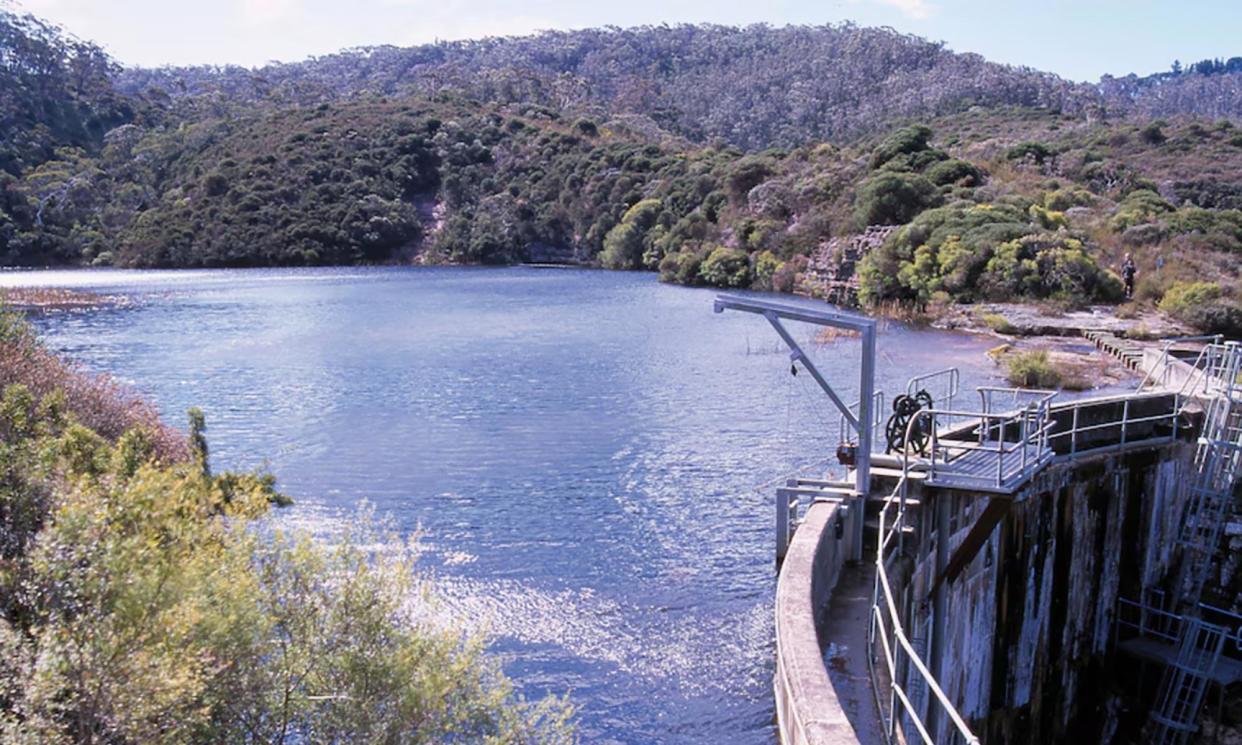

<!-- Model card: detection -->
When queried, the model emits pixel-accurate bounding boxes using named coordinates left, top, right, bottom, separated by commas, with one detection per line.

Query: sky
left=9, top=0, right=1242, bottom=82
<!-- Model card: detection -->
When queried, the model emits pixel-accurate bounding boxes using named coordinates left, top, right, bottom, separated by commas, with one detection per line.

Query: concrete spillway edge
left=774, top=501, right=863, bottom=745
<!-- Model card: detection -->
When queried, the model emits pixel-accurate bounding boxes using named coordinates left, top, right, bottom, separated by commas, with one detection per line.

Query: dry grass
left=0, top=287, right=120, bottom=310
left=0, top=309, right=187, bottom=462
left=813, top=326, right=862, bottom=344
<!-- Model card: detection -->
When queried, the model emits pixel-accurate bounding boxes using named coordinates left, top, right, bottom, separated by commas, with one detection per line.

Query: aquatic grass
left=1004, top=348, right=1093, bottom=390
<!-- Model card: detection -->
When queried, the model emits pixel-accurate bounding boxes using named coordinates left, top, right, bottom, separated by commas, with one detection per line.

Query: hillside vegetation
left=1, top=8, right=1241, bottom=332
left=116, top=24, right=1242, bottom=150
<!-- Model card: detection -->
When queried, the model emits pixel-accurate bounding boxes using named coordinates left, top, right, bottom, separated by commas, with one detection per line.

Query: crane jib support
left=714, top=294, right=877, bottom=560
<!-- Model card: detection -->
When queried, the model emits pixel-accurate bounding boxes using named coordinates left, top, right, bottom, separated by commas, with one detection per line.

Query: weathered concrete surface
left=901, top=442, right=1194, bottom=744
left=822, top=560, right=884, bottom=745
left=775, top=500, right=868, bottom=745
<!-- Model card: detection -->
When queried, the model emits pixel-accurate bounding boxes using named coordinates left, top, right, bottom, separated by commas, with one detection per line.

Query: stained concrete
left=821, top=559, right=884, bottom=745
left=897, top=442, right=1195, bottom=744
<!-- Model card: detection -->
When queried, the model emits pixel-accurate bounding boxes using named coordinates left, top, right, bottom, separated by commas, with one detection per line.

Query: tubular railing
left=1175, top=341, right=1242, bottom=399
left=1117, top=592, right=1242, bottom=655
left=1138, top=335, right=1223, bottom=391
left=840, top=391, right=886, bottom=451
left=1117, top=594, right=1185, bottom=645
left=868, top=413, right=981, bottom=745
left=977, top=386, right=1058, bottom=416
left=1050, top=391, right=1184, bottom=458
left=911, top=398, right=1056, bottom=490
left=907, top=368, right=960, bottom=412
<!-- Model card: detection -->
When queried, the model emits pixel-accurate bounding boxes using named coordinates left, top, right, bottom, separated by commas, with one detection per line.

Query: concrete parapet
left=774, top=500, right=861, bottom=745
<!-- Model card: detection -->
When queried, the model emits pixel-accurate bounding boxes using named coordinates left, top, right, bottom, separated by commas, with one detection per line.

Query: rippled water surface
left=7, top=266, right=1010, bottom=743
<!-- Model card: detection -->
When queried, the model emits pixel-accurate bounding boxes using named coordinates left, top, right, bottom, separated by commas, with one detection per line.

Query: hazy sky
left=10, top=0, right=1241, bottom=82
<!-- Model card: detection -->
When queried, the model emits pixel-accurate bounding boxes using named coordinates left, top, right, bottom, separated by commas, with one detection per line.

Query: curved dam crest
left=773, top=345, right=1242, bottom=745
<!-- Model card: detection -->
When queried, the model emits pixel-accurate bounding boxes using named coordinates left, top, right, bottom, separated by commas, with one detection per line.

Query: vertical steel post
left=1071, top=403, right=1080, bottom=457
left=776, top=488, right=790, bottom=563
left=854, top=324, right=876, bottom=562
left=1121, top=398, right=1130, bottom=449
left=927, top=489, right=951, bottom=741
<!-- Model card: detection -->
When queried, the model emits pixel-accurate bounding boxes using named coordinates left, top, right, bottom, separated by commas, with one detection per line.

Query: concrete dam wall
left=728, top=301, right=1242, bottom=745
left=904, top=443, right=1193, bottom=744
left=774, top=410, right=1240, bottom=745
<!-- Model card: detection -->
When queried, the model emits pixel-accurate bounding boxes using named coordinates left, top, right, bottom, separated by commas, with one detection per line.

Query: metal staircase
left=1147, top=341, right=1242, bottom=744
left=1179, top=394, right=1242, bottom=600
left=1148, top=619, right=1229, bottom=745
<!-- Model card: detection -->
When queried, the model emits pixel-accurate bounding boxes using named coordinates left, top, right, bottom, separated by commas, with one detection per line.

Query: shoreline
left=0, top=286, right=125, bottom=311
left=0, top=266, right=1198, bottom=394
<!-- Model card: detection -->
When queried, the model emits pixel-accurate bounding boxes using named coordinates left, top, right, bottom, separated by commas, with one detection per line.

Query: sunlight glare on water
left=15, top=266, right=1010, bottom=743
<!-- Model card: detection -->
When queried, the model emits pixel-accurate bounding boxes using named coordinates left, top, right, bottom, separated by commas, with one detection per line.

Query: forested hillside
left=116, top=24, right=1242, bottom=149
left=2, top=8, right=1241, bottom=331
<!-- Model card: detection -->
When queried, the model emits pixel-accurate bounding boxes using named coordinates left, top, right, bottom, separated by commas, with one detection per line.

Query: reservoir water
left=5, top=266, right=1011, bottom=743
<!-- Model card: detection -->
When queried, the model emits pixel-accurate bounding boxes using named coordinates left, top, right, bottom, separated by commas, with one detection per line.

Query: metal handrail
left=1138, top=334, right=1223, bottom=391
left=840, top=391, right=886, bottom=449
left=977, top=386, right=1058, bottom=416
left=907, top=368, right=960, bottom=412
left=908, top=401, right=1055, bottom=489
left=867, top=413, right=981, bottom=745
left=1179, top=342, right=1242, bottom=399
left=1118, top=596, right=1242, bottom=659
left=1048, top=391, right=1183, bottom=457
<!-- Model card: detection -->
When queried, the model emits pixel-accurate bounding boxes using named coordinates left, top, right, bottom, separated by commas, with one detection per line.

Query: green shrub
left=1043, top=187, right=1095, bottom=211
left=725, top=157, right=775, bottom=204
left=752, top=250, right=783, bottom=290
left=1178, top=301, right=1242, bottom=337
left=1158, top=281, right=1242, bottom=336
left=1028, top=204, right=1067, bottom=230
left=980, top=235, right=1121, bottom=303
left=1138, top=122, right=1167, bottom=145
left=0, top=317, right=575, bottom=744
left=859, top=204, right=1028, bottom=304
left=925, top=158, right=981, bottom=186
left=1005, top=349, right=1062, bottom=388
left=698, top=246, right=751, bottom=287
left=1159, top=280, right=1223, bottom=316
left=658, top=248, right=705, bottom=285
left=982, top=313, right=1017, bottom=334
left=1111, top=189, right=1174, bottom=231
left=869, top=124, right=936, bottom=169
left=600, top=198, right=663, bottom=269
left=854, top=172, right=941, bottom=227
left=600, top=223, right=643, bottom=269
left=1006, top=142, right=1052, bottom=164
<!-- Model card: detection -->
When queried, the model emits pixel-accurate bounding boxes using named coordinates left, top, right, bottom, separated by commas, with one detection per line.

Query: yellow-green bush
left=1158, top=281, right=1222, bottom=315
left=1157, top=281, right=1242, bottom=336
left=1005, top=349, right=1062, bottom=388
left=0, top=314, right=574, bottom=744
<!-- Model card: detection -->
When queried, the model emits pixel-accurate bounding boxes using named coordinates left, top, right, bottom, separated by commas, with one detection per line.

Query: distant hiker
left=1122, top=253, right=1137, bottom=299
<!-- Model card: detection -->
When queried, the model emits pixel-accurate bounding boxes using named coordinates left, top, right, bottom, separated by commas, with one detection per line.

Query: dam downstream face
left=14, top=266, right=1009, bottom=743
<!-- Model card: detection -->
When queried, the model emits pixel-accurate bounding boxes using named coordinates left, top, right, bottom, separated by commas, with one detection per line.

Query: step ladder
left=1147, top=619, right=1229, bottom=745
left=1148, top=341, right=1242, bottom=743
left=1175, top=342, right=1242, bottom=601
